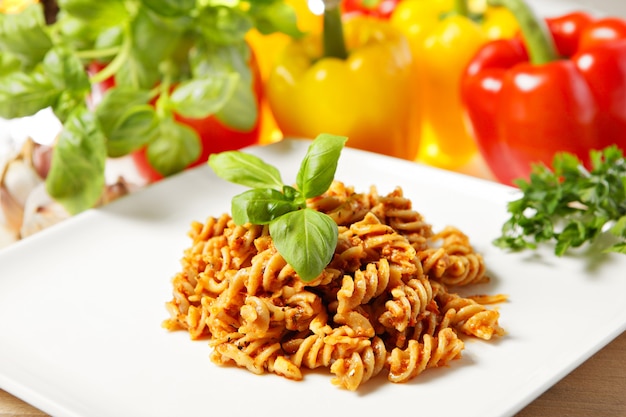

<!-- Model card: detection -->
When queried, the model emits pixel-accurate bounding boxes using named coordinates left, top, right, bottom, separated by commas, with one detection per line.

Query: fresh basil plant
left=208, top=133, right=347, bottom=282
left=0, top=0, right=303, bottom=214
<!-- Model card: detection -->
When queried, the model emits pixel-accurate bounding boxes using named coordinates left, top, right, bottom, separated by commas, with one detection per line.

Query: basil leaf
left=208, top=151, right=283, bottom=190
left=0, top=71, right=59, bottom=119
left=112, top=54, right=152, bottom=90
left=251, top=1, right=304, bottom=38
left=296, top=134, right=347, bottom=199
left=142, top=0, right=196, bottom=17
left=42, top=46, right=91, bottom=92
left=282, top=185, right=299, bottom=201
left=232, top=189, right=298, bottom=225
left=52, top=90, right=88, bottom=123
left=57, top=0, right=128, bottom=29
left=196, top=6, right=253, bottom=45
left=169, top=74, right=239, bottom=119
left=0, top=3, right=52, bottom=70
left=46, top=108, right=107, bottom=214
left=94, top=26, right=124, bottom=51
left=269, top=208, right=338, bottom=282
left=215, top=78, right=258, bottom=131
left=105, top=105, right=159, bottom=157
left=146, top=118, right=201, bottom=177
left=116, top=9, right=187, bottom=89
left=95, top=87, right=153, bottom=135
left=131, top=9, right=190, bottom=70
left=0, top=53, right=20, bottom=76
left=191, top=41, right=251, bottom=83
left=55, top=13, right=99, bottom=50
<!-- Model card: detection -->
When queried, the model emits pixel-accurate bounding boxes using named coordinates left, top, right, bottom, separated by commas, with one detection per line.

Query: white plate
left=1, top=139, right=625, bottom=417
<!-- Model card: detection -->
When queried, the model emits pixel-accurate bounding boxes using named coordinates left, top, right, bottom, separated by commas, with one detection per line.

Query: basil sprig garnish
left=208, top=133, right=347, bottom=282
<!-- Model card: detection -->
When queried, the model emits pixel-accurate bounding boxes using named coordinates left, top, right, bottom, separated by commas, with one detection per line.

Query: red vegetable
left=89, top=50, right=263, bottom=183
left=341, top=0, right=399, bottom=19
left=461, top=0, right=626, bottom=186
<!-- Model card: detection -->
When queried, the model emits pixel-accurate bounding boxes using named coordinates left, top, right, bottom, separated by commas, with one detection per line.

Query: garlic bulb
left=20, top=182, right=70, bottom=239
left=0, top=138, right=56, bottom=248
left=1, top=135, right=140, bottom=249
left=0, top=138, right=45, bottom=244
left=19, top=176, right=137, bottom=239
left=2, top=150, right=43, bottom=207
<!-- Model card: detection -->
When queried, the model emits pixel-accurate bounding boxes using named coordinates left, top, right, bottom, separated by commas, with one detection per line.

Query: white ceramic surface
left=1, top=139, right=625, bottom=417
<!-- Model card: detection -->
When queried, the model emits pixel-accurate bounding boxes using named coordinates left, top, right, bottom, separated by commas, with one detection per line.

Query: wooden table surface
left=1, top=331, right=624, bottom=417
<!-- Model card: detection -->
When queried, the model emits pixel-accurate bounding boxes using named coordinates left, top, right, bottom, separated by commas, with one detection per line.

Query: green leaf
left=497, top=145, right=626, bottom=257
left=208, top=151, right=283, bottom=190
left=195, top=6, right=253, bottom=45
left=0, top=71, right=59, bottom=119
left=115, top=8, right=188, bottom=89
left=555, top=222, right=584, bottom=255
left=95, top=87, right=153, bottom=134
left=188, top=40, right=258, bottom=130
left=57, top=0, right=129, bottom=29
left=42, top=46, right=91, bottom=92
left=141, top=0, right=196, bottom=16
left=54, top=13, right=99, bottom=50
left=296, top=134, right=347, bottom=199
left=0, top=52, right=21, bottom=77
left=269, top=208, right=338, bottom=282
left=232, top=189, right=298, bottom=225
left=191, top=41, right=252, bottom=84
left=214, top=77, right=258, bottom=131
left=93, top=25, right=124, bottom=51
left=145, top=118, right=201, bottom=177
left=92, top=85, right=159, bottom=156
left=606, top=242, right=626, bottom=254
left=251, top=1, right=305, bottom=38
left=45, top=108, right=107, bottom=214
left=105, top=105, right=159, bottom=157
left=0, top=3, right=52, bottom=70
left=52, top=90, right=88, bottom=123
left=114, top=52, right=156, bottom=91
left=610, top=215, right=626, bottom=238
left=169, top=73, right=239, bottom=119
left=209, top=134, right=349, bottom=282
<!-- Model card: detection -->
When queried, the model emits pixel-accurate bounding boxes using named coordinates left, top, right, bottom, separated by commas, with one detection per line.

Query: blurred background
left=570, top=0, right=626, bottom=16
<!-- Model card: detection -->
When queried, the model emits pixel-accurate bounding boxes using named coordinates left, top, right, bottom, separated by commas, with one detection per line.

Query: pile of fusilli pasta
left=163, top=181, right=505, bottom=390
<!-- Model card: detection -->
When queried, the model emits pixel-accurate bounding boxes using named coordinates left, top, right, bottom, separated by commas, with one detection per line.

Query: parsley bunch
left=208, top=134, right=347, bottom=282
left=494, top=145, right=626, bottom=256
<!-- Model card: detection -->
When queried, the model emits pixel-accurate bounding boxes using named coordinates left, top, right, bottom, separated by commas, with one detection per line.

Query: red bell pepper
left=131, top=101, right=262, bottom=182
left=461, top=0, right=626, bottom=186
left=341, top=0, right=400, bottom=19
left=88, top=51, right=263, bottom=183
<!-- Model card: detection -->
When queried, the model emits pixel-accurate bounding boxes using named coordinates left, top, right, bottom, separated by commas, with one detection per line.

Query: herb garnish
left=0, top=1, right=302, bottom=214
left=494, top=145, right=626, bottom=255
left=208, top=134, right=347, bottom=282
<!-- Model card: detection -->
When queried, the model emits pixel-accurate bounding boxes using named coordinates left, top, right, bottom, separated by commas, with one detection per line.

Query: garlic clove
left=32, top=141, right=53, bottom=179
left=0, top=184, right=23, bottom=233
left=20, top=183, right=70, bottom=239
left=2, top=158, right=43, bottom=207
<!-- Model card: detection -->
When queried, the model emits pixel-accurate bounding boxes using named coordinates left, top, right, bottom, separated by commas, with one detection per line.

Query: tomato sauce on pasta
left=163, top=181, right=505, bottom=390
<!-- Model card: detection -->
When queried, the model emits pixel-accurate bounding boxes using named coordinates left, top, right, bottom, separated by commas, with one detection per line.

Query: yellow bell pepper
left=266, top=11, right=420, bottom=160
left=0, top=0, right=37, bottom=13
left=390, top=0, right=518, bottom=169
left=246, top=0, right=323, bottom=144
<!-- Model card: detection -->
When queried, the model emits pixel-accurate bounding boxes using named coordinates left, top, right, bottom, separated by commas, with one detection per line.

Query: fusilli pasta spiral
left=163, top=181, right=505, bottom=390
